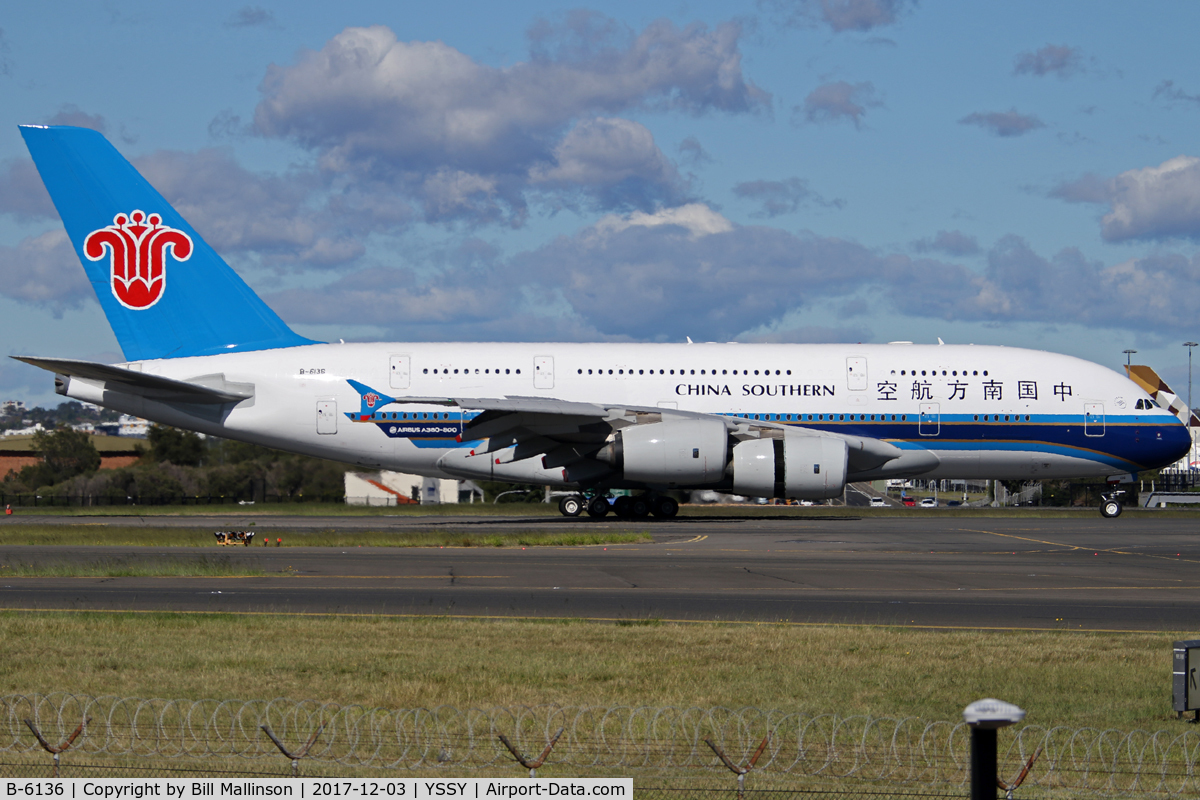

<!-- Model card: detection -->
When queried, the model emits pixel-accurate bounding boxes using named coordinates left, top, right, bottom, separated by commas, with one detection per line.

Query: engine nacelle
left=597, top=417, right=728, bottom=486
left=732, top=433, right=848, bottom=500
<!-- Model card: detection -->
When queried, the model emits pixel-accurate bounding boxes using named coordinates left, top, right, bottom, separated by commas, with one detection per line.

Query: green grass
left=0, top=434, right=141, bottom=452
left=1, top=502, right=563, bottom=516
left=0, top=555, right=268, bottom=577
left=0, top=524, right=651, bottom=548
left=0, top=611, right=1183, bottom=731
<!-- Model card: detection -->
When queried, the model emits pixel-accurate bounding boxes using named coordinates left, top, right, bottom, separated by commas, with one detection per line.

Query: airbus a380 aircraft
left=13, top=125, right=1191, bottom=518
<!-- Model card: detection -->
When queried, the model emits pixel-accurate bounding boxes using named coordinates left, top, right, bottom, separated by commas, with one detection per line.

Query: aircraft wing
left=392, top=393, right=911, bottom=475
left=13, top=356, right=254, bottom=405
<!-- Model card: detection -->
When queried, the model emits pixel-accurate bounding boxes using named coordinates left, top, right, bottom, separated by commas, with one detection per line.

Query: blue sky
left=5, top=0, right=1200, bottom=408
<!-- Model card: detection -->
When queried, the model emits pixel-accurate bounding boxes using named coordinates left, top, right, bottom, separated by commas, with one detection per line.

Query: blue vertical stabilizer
left=20, top=124, right=318, bottom=361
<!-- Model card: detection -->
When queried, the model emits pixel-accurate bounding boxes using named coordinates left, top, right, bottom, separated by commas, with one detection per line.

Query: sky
left=4, top=1, right=1200, bottom=408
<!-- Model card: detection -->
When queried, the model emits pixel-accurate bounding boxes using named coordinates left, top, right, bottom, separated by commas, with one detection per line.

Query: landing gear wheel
left=651, top=496, right=680, bottom=518
left=629, top=496, right=651, bottom=518
left=558, top=495, right=583, bottom=517
left=586, top=496, right=611, bottom=518
left=613, top=496, right=634, bottom=517
left=1101, top=500, right=1123, bottom=518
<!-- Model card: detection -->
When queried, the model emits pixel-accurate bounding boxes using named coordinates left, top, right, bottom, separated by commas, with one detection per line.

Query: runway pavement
left=2, top=513, right=1199, bottom=630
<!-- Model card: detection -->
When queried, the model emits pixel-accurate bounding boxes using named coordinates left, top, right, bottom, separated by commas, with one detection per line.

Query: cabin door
left=1084, top=403, right=1105, bottom=436
left=919, top=402, right=940, bottom=436
left=316, top=400, right=337, bottom=434
left=534, top=356, right=554, bottom=389
left=389, top=355, right=410, bottom=389
left=846, top=357, right=868, bottom=391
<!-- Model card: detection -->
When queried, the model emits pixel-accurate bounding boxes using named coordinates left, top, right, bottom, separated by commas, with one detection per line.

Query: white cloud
left=769, top=0, right=916, bottom=33
left=959, top=109, right=1045, bottom=138
left=801, top=81, right=881, bottom=128
left=528, top=117, right=686, bottom=209
left=593, top=203, right=734, bottom=239
left=134, top=148, right=371, bottom=267
left=912, top=229, right=980, bottom=256
left=1101, top=156, right=1200, bottom=242
left=1013, top=45, right=1082, bottom=78
left=252, top=21, right=766, bottom=223
left=263, top=208, right=1200, bottom=344
left=0, top=230, right=92, bottom=315
left=1050, top=156, right=1200, bottom=242
left=733, top=177, right=841, bottom=217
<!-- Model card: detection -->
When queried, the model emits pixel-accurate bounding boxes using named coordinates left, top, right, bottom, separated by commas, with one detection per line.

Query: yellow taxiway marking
left=954, top=526, right=1200, bottom=564
left=953, top=527, right=1085, bottom=550
left=0, top=606, right=1181, bottom=634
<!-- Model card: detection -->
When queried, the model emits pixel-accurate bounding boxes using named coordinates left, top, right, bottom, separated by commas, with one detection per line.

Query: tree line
left=2, top=425, right=347, bottom=501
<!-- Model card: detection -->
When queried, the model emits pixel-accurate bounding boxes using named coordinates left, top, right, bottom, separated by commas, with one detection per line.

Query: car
left=901, top=497, right=916, bottom=507
left=869, top=497, right=887, bottom=507
left=919, top=498, right=938, bottom=508
left=946, top=500, right=961, bottom=507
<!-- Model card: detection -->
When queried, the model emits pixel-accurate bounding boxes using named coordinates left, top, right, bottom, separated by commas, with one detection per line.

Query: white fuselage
left=58, top=341, right=1190, bottom=487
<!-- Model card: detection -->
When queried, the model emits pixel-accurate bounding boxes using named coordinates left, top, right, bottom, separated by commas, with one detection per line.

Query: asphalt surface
left=2, top=513, right=1199, bottom=630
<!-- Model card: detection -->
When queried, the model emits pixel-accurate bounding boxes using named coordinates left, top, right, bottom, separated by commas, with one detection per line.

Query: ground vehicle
left=919, top=498, right=938, bottom=508
left=869, top=497, right=887, bottom=507
left=901, top=497, right=916, bottom=507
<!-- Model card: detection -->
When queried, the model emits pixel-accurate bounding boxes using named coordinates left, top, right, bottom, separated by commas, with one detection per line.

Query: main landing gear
left=558, top=493, right=680, bottom=519
left=1099, top=489, right=1125, bottom=518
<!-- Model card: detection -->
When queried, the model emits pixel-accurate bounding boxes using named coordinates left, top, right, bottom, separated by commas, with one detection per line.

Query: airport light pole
left=1187, top=342, right=1198, bottom=470
left=1124, top=349, right=1137, bottom=367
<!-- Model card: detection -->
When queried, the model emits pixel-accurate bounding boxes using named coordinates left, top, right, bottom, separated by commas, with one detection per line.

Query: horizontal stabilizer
left=13, top=356, right=253, bottom=404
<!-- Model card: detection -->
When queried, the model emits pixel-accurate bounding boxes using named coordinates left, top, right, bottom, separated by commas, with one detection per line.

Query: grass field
left=0, top=555, right=268, bottom=577
left=0, top=611, right=1182, bottom=731
left=0, top=524, right=651, bottom=548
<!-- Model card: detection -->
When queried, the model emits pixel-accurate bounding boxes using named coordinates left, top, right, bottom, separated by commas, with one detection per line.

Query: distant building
left=344, top=470, right=483, bottom=506
left=2, top=423, right=44, bottom=438
left=117, top=415, right=150, bottom=438
left=2, top=400, right=25, bottom=415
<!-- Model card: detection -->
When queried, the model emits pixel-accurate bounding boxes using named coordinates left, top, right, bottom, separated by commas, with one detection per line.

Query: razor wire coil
left=5, top=694, right=1200, bottom=795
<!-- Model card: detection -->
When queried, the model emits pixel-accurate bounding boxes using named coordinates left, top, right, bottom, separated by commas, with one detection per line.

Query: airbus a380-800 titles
left=13, top=125, right=1191, bottom=519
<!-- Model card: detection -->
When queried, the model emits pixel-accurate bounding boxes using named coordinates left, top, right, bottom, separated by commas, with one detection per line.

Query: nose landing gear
left=1100, top=489, right=1125, bottom=518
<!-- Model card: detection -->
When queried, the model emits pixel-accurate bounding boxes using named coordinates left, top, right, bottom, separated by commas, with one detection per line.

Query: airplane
left=12, top=125, right=1192, bottom=519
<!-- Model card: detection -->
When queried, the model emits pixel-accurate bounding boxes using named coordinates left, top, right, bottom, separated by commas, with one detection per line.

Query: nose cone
left=1155, top=419, right=1193, bottom=468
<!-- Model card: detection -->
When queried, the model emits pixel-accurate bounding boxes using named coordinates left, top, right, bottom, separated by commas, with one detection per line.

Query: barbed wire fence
left=3, top=694, right=1200, bottom=795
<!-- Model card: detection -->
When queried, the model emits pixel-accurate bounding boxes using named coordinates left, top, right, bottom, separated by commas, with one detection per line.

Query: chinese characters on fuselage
left=875, top=379, right=1075, bottom=403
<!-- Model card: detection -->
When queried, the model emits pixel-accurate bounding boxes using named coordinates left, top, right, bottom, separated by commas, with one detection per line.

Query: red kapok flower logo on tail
left=364, top=393, right=381, bottom=409
left=84, top=210, right=193, bottom=310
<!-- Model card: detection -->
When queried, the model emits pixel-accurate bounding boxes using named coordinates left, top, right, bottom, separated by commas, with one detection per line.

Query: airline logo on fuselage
left=676, top=383, right=835, bottom=397
left=84, top=210, right=193, bottom=310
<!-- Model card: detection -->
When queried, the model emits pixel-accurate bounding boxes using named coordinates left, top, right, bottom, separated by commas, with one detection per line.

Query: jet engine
left=595, top=417, right=728, bottom=486
left=732, top=432, right=848, bottom=500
